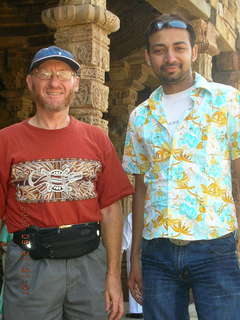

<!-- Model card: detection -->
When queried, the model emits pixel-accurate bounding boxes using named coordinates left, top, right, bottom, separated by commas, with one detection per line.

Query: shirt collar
left=149, top=72, right=212, bottom=102
left=147, top=73, right=212, bottom=125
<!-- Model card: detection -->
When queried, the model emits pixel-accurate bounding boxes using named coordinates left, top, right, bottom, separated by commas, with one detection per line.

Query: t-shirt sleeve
left=96, top=133, right=134, bottom=209
left=227, top=89, right=240, bottom=160
left=122, top=110, right=150, bottom=174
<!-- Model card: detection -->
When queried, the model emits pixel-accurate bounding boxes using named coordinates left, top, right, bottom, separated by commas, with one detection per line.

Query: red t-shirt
left=0, top=117, right=133, bottom=232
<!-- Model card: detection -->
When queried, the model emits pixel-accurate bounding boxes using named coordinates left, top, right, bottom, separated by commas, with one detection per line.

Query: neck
left=29, top=112, right=70, bottom=130
left=162, top=73, right=195, bottom=95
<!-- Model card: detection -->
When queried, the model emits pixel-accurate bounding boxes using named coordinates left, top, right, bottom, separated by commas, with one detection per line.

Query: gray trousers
left=3, top=241, right=108, bottom=320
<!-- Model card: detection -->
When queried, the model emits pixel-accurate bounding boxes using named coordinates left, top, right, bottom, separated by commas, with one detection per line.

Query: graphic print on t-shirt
left=11, top=158, right=102, bottom=203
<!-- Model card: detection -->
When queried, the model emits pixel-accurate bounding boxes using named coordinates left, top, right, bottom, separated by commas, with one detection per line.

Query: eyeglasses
left=32, top=69, right=77, bottom=81
left=152, top=20, right=188, bottom=32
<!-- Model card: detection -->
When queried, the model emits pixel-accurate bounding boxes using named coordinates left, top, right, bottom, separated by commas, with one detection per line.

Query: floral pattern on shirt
left=123, top=73, right=240, bottom=240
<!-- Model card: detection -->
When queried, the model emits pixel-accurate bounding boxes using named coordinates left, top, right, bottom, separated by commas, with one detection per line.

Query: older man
left=0, top=46, right=133, bottom=320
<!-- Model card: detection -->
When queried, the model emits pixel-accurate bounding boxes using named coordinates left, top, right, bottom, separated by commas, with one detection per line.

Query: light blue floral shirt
left=123, top=73, right=240, bottom=240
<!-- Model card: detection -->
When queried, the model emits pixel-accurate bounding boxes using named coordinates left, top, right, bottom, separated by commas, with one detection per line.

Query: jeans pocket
left=208, top=234, right=236, bottom=255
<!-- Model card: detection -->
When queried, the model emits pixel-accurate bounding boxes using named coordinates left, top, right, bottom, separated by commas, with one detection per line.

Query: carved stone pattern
left=91, top=82, right=109, bottom=112
left=74, top=42, right=109, bottom=70
left=42, top=4, right=119, bottom=33
left=191, top=19, right=209, bottom=54
left=80, top=66, right=105, bottom=83
left=55, top=26, right=110, bottom=70
left=0, top=50, right=32, bottom=124
left=191, top=19, right=219, bottom=56
left=74, top=80, right=108, bottom=112
left=59, top=0, right=106, bottom=8
left=109, top=89, right=138, bottom=108
left=104, top=10, right=120, bottom=34
left=2, top=53, right=27, bottom=91
left=70, top=106, right=102, bottom=117
left=193, top=53, right=212, bottom=81
left=56, top=24, right=110, bottom=46
left=17, top=92, right=33, bottom=120
left=70, top=108, right=108, bottom=131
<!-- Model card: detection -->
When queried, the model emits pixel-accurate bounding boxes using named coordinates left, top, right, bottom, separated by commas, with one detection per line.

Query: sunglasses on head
left=152, top=20, right=188, bottom=32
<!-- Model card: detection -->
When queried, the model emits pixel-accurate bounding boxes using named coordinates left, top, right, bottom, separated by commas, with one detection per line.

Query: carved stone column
left=108, top=61, right=138, bottom=158
left=0, top=49, right=31, bottom=126
left=214, top=51, right=240, bottom=89
left=42, top=0, right=120, bottom=131
left=108, top=55, right=156, bottom=216
left=108, top=55, right=155, bottom=157
left=17, top=89, right=33, bottom=120
left=191, top=19, right=219, bottom=80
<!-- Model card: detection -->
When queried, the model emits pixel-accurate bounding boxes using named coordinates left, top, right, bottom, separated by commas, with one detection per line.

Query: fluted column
left=191, top=19, right=219, bottom=80
left=42, top=0, right=120, bottom=131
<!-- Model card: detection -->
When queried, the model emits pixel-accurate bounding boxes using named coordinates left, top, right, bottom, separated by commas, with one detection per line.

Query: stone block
left=216, top=15, right=236, bottom=51
left=215, top=52, right=240, bottom=71
left=209, top=0, right=218, bottom=9
left=222, top=0, right=229, bottom=8
left=223, top=7, right=235, bottom=30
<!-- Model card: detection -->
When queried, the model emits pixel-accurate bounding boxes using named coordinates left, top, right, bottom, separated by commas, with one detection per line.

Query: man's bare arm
left=129, top=174, right=146, bottom=304
left=100, top=201, right=124, bottom=320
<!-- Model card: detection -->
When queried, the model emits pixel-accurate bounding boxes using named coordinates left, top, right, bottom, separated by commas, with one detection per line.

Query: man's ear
left=26, top=74, right=33, bottom=91
left=145, top=49, right=151, bottom=67
left=192, top=44, right=198, bottom=63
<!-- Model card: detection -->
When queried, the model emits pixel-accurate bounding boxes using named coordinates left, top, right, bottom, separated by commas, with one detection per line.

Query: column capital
left=42, top=4, right=119, bottom=34
left=59, top=0, right=106, bottom=7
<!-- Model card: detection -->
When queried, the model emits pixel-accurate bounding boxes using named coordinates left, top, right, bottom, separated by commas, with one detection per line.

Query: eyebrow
left=151, top=41, right=188, bottom=48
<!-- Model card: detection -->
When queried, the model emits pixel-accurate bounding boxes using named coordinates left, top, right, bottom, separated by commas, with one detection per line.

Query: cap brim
left=28, top=55, right=80, bottom=73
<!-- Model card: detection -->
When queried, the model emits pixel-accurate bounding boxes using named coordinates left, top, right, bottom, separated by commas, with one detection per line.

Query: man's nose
left=48, top=73, right=61, bottom=86
left=164, top=50, right=176, bottom=63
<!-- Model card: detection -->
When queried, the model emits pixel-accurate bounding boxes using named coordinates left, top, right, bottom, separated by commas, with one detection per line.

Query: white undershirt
left=162, top=86, right=193, bottom=136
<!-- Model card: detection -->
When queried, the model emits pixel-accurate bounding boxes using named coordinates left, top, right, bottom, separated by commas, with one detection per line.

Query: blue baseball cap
left=28, top=46, right=80, bottom=73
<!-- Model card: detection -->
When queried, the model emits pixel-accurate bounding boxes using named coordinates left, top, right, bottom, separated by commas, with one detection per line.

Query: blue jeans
left=141, top=233, right=240, bottom=320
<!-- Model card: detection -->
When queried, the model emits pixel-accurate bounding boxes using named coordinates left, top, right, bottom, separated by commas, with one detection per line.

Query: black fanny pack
left=13, top=222, right=101, bottom=260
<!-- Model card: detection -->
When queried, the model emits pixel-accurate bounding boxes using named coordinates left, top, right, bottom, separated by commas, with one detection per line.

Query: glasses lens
left=33, top=70, right=75, bottom=81
left=168, top=20, right=187, bottom=29
left=57, top=71, right=74, bottom=81
left=34, top=70, right=51, bottom=80
left=155, top=20, right=187, bottom=31
left=155, top=22, right=164, bottom=30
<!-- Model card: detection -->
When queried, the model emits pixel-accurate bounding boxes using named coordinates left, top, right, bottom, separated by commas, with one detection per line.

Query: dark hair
left=145, top=13, right=196, bottom=51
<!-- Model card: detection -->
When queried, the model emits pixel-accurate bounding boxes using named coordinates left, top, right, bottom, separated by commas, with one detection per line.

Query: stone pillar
left=108, top=56, right=154, bottom=157
left=214, top=51, right=240, bottom=89
left=17, top=89, right=33, bottom=120
left=191, top=19, right=219, bottom=80
left=42, top=0, right=120, bottom=131
left=108, top=57, right=155, bottom=216
left=0, top=49, right=31, bottom=126
left=108, top=61, right=139, bottom=158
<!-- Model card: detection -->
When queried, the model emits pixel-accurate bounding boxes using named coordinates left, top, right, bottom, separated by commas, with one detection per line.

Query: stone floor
left=122, top=302, right=198, bottom=319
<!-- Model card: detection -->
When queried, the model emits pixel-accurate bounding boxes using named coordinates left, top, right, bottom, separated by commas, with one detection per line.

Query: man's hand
left=105, top=273, right=124, bottom=320
left=101, top=202, right=124, bottom=319
left=128, top=258, right=143, bottom=305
